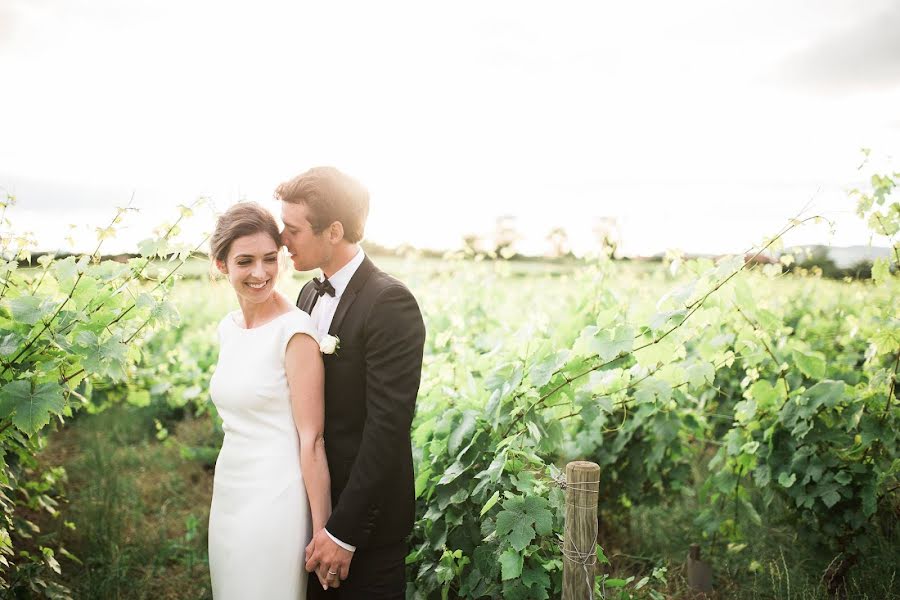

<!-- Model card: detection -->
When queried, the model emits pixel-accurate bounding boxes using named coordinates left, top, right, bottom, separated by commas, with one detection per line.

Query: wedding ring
left=327, top=570, right=338, bottom=576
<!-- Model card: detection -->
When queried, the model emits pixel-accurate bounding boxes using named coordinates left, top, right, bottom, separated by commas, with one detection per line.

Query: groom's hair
left=274, top=166, right=369, bottom=243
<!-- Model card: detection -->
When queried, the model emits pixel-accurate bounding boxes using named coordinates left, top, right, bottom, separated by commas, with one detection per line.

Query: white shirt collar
left=321, top=247, right=365, bottom=297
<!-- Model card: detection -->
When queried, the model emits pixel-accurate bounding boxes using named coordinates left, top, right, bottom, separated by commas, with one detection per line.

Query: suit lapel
left=296, top=280, right=317, bottom=314
left=329, top=256, right=377, bottom=336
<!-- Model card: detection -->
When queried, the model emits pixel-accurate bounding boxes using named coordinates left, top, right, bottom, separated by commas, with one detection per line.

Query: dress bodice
left=209, top=308, right=318, bottom=479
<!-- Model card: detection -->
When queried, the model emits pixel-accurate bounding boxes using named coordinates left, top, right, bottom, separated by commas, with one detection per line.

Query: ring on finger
left=327, top=570, right=338, bottom=577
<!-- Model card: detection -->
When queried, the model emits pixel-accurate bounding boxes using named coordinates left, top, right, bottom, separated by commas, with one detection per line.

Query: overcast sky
left=2, top=0, right=899, bottom=256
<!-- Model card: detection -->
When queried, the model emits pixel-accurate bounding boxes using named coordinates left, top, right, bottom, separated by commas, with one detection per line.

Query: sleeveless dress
left=208, top=308, right=318, bottom=599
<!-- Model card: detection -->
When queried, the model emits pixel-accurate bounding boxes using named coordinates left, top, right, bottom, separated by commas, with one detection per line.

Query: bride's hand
left=305, top=536, right=316, bottom=564
left=305, top=532, right=332, bottom=589
left=305, top=529, right=352, bottom=590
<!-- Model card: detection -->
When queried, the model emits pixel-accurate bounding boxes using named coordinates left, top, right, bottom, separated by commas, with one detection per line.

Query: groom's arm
left=325, top=283, right=425, bottom=548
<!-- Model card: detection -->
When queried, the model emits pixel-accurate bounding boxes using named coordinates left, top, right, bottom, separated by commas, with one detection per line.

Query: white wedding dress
left=208, top=308, right=318, bottom=599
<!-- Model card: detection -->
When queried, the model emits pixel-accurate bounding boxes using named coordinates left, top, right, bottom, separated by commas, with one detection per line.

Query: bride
left=207, top=202, right=330, bottom=598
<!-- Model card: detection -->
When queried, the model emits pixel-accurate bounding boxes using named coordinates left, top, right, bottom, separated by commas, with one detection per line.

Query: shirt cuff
left=324, top=528, right=356, bottom=553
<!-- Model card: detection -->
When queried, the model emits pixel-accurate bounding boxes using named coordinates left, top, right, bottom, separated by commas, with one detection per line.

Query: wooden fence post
left=562, top=460, right=601, bottom=600
left=687, top=543, right=713, bottom=593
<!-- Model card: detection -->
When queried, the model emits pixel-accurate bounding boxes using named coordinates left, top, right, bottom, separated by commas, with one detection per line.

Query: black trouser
left=306, top=540, right=406, bottom=600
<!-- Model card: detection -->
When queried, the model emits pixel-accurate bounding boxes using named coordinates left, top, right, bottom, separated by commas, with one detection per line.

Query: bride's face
left=216, top=232, right=280, bottom=304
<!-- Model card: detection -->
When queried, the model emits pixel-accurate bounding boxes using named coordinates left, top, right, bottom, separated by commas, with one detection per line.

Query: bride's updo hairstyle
left=209, top=202, right=283, bottom=268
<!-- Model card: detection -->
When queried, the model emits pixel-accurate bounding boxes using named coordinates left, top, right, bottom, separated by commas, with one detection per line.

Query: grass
left=35, top=406, right=216, bottom=599
left=601, top=493, right=900, bottom=599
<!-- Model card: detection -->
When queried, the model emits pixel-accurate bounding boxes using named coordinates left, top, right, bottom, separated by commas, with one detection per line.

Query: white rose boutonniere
left=319, top=334, right=340, bottom=355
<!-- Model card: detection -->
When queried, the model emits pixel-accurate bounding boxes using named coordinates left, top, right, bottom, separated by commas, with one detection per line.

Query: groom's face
left=280, top=202, right=331, bottom=272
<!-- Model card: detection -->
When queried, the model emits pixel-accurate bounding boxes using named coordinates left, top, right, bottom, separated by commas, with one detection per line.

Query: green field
left=10, top=253, right=895, bottom=600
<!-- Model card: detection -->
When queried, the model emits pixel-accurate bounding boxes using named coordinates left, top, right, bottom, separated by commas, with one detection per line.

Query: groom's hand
left=305, top=529, right=353, bottom=589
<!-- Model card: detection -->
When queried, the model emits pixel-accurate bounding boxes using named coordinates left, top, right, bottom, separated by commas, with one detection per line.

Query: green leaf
left=792, top=349, right=826, bottom=379
left=637, top=337, right=682, bottom=367
left=807, top=462, right=824, bottom=482
left=449, top=412, right=477, bottom=455
left=581, top=325, right=634, bottom=362
left=96, top=225, right=117, bottom=240
left=480, top=490, right=500, bottom=517
left=42, top=547, right=61, bottom=575
left=740, top=441, right=760, bottom=455
left=100, top=334, right=127, bottom=364
left=137, top=238, right=163, bottom=259
left=434, top=562, right=453, bottom=584
left=741, top=498, right=763, bottom=526
left=438, top=461, right=467, bottom=485
left=805, top=380, right=846, bottom=412
left=127, top=389, right=151, bottom=407
left=821, top=489, right=841, bottom=508
left=0, top=332, right=23, bottom=356
left=52, top=256, right=79, bottom=288
left=754, top=465, right=771, bottom=488
left=649, top=309, right=688, bottom=332
left=834, top=471, right=852, bottom=485
left=778, top=472, right=797, bottom=488
left=506, top=517, right=536, bottom=552
left=414, top=467, right=431, bottom=499
left=0, top=380, right=27, bottom=418
left=686, top=361, right=715, bottom=388
left=499, top=548, right=523, bottom=581
left=475, top=452, right=506, bottom=484
left=862, top=482, right=877, bottom=517
left=868, top=210, right=899, bottom=235
left=496, top=510, right=522, bottom=537
left=873, top=327, right=900, bottom=355
left=530, top=350, right=570, bottom=388
left=496, top=497, right=544, bottom=551
left=749, top=380, right=777, bottom=408
left=449, top=487, right=469, bottom=505
left=872, top=257, right=892, bottom=285
left=522, top=565, right=551, bottom=590
left=734, top=399, right=757, bottom=423
left=0, top=381, right=65, bottom=435
left=756, top=309, right=782, bottom=331
left=523, top=496, right=553, bottom=535
left=8, top=296, right=51, bottom=326
left=634, top=377, right=671, bottom=405
left=576, top=400, right=599, bottom=427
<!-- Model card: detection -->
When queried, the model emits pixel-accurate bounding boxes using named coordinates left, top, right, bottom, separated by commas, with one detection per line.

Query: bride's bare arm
left=285, top=334, right=331, bottom=533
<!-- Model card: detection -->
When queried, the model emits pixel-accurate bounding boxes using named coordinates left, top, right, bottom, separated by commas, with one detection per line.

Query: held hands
left=305, top=529, right=353, bottom=590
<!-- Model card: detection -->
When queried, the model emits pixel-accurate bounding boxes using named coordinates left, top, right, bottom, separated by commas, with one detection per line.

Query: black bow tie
left=313, top=277, right=336, bottom=298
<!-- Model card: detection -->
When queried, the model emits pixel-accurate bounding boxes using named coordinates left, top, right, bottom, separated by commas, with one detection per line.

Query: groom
left=276, top=167, right=426, bottom=599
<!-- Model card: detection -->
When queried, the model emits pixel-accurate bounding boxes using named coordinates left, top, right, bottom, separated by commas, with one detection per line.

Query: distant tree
left=361, top=239, right=398, bottom=257
left=545, top=226, right=571, bottom=258
left=592, top=216, right=620, bottom=258
left=847, top=260, right=873, bottom=280
left=743, top=253, right=778, bottom=266
left=786, top=247, right=842, bottom=278
left=461, top=233, right=484, bottom=256
left=492, top=215, right=519, bottom=259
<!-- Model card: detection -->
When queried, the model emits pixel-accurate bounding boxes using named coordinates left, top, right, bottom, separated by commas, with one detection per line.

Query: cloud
left=776, top=5, right=900, bottom=93
left=0, top=3, right=17, bottom=48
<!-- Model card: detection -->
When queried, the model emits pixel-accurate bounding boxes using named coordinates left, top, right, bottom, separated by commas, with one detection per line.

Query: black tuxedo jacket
left=297, top=256, right=426, bottom=549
